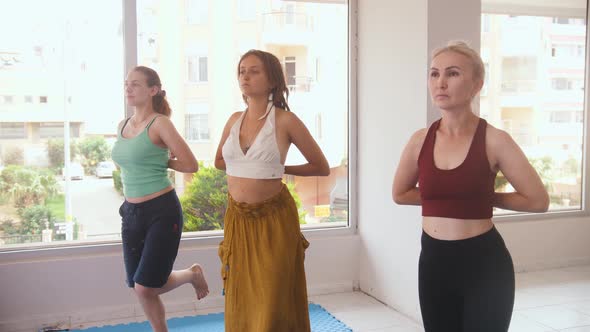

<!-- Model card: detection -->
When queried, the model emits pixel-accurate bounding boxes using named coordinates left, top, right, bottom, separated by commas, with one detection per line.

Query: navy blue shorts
left=119, top=189, right=183, bottom=288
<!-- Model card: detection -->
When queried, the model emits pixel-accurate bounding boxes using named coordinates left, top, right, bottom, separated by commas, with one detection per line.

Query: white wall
left=357, top=0, right=427, bottom=322
left=357, top=0, right=590, bottom=323
left=0, top=234, right=359, bottom=331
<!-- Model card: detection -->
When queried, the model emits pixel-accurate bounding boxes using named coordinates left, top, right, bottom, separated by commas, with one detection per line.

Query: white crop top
left=222, top=102, right=285, bottom=179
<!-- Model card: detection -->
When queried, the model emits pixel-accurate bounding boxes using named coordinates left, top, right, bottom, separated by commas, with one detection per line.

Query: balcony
left=287, top=75, right=314, bottom=93
left=261, top=11, right=313, bottom=45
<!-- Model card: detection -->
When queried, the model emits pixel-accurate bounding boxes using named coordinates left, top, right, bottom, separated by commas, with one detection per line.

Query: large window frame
left=482, top=1, right=590, bottom=222
left=0, top=0, right=357, bottom=253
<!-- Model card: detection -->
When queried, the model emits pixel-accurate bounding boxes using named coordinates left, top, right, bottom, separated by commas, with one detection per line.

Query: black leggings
left=419, top=226, right=515, bottom=332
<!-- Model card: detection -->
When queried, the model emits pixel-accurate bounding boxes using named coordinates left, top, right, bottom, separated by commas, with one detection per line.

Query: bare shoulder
left=485, top=122, right=514, bottom=150
left=151, top=115, right=175, bottom=130
left=117, top=118, right=127, bottom=129
left=221, top=111, right=243, bottom=128
left=409, top=128, right=428, bottom=149
left=275, top=108, right=300, bottom=122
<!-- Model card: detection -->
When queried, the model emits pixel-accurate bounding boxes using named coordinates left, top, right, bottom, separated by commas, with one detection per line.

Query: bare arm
left=489, top=128, right=549, bottom=212
left=284, top=112, right=330, bottom=177
left=214, top=112, right=242, bottom=171
left=153, top=117, right=198, bottom=173
left=392, top=129, right=426, bottom=205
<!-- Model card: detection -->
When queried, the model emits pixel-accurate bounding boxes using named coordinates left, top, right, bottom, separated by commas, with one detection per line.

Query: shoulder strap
left=120, top=117, right=131, bottom=136
left=418, top=119, right=441, bottom=164
left=145, top=115, right=160, bottom=130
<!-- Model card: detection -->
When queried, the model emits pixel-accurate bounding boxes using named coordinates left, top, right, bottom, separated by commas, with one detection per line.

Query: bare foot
left=190, top=263, right=209, bottom=300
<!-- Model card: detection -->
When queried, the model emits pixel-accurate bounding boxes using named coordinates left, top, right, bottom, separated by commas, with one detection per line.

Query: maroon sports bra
left=418, top=118, right=496, bottom=219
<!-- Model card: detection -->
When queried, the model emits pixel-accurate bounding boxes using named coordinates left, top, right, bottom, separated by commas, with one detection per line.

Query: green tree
left=180, top=164, right=308, bottom=231
left=112, top=169, right=123, bottom=195
left=78, top=136, right=110, bottom=173
left=1, top=166, right=59, bottom=208
left=286, top=181, right=307, bottom=224
left=563, top=157, right=580, bottom=177
left=47, top=138, right=78, bottom=168
left=180, top=165, right=228, bottom=232
left=16, top=205, right=54, bottom=235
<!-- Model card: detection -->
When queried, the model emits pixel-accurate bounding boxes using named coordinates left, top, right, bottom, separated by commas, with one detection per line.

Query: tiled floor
left=311, top=264, right=590, bottom=332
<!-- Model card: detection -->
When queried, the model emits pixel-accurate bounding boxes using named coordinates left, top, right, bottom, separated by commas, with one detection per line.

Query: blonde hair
left=432, top=40, right=485, bottom=83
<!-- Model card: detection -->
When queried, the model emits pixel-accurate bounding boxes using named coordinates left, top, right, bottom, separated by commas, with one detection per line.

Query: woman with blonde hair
left=393, top=41, right=549, bottom=331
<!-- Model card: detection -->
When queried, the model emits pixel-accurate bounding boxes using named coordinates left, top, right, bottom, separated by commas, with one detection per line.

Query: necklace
left=241, top=102, right=274, bottom=154
left=241, top=116, right=266, bottom=154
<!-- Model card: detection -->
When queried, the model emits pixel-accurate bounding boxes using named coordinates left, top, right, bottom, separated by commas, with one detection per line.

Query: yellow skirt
left=218, top=184, right=311, bottom=332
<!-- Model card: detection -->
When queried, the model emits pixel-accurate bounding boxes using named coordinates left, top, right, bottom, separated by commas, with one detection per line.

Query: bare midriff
left=422, top=216, right=494, bottom=240
left=227, top=176, right=283, bottom=203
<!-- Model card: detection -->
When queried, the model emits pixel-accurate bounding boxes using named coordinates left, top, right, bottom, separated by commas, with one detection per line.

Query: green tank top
left=111, top=116, right=172, bottom=198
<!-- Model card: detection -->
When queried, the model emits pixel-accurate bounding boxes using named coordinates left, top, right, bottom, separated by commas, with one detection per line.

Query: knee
left=134, top=283, right=157, bottom=299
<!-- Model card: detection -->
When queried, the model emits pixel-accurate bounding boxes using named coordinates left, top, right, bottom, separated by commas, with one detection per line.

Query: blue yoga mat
left=74, top=303, right=352, bottom=332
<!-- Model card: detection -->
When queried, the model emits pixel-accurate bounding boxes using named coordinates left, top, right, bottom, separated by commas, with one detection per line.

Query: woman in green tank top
left=111, top=66, right=209, bottom=332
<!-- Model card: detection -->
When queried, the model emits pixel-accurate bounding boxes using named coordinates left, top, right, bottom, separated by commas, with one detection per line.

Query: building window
left=38, top=123, right=80, bottom=138
left=2, top=95, right=14, bottom=104
left=481, top=10, right=587, bottom=213
left=285, top=56, right=296, bottom=88
left=184, top=103, right=209, bottom=141
left=0, top=123, right=26, bottom=139
left=187, top=56, right=208, bottom=83
left=39, top=96, right=48, bottom=103
left=24, top=95, right=33, bottom=103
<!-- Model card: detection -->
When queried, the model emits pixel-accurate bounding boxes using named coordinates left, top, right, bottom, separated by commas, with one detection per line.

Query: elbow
left=214, top=159, right=223, bottom=170
left=319, top=165, right=330, bottom=177
left=190, top=163, right=199, bottom=173
left=392, top=190, right=403, bottom=204
left=185, top=159, right=198, bottom=173
left=535, top=193, right=550, bottom=213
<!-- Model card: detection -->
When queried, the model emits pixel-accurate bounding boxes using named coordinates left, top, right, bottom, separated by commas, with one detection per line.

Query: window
left=0, top=0, right=124, bottom=248
left=39, top=123, right=64, bottom=138
left=285, top=56, right=296, bottom=88
left=187, top=56, right=208, bottom=83
left=552, top=78, right=571, bottom=90
left=2, top=96, right=14, bottom=104
left=38, top=123, right=80, bottom=139
left=552, top=43, right=584, bottom=58
left=481, top=8, right=587, bottom=213
left=185, top=103, right=209, bottom=141
left=550, top=111, right=574, bottom=123
left=0, top=123, right=26, bottom=139
left=0, top=0, right=349, bottom=248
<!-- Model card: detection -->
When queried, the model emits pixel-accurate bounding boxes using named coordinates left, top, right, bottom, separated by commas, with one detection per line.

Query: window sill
left=0, top=223, right=354, bottom=261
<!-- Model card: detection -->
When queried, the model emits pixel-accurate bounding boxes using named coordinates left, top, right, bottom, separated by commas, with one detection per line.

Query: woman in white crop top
left=214, top=50, right=329, bottom=332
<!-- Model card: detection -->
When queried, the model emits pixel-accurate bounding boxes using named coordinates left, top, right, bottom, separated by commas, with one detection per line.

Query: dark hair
left=132, top=66, right=171, bottom=117
left=237, top=50, right=291, bottom=112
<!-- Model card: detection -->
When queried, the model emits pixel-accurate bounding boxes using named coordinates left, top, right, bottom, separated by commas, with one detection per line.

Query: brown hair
left=432, top=40, right=485, bottom=83
left=132, top=66, right=171, bottom=117
left=237, top=50, right=291, bottom=112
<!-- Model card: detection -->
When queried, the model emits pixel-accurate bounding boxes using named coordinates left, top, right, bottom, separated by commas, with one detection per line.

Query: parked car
left=95, top=161, right=116, bottom=178
left=62, top=162, right=84, bottom=180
